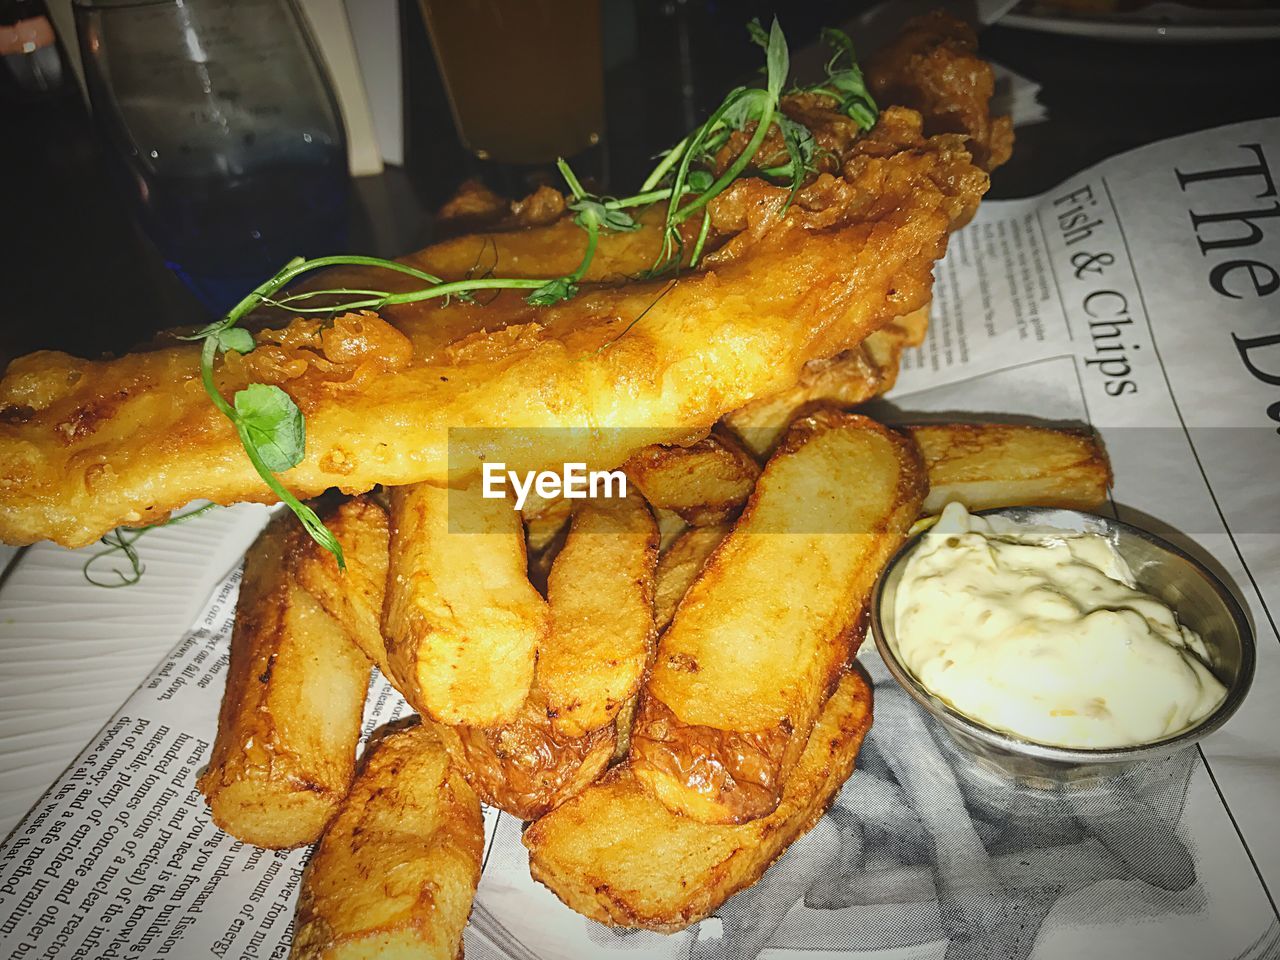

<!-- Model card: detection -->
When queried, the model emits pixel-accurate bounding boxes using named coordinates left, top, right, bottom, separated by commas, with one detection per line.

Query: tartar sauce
left=891, top=502, right=1227, bottom=749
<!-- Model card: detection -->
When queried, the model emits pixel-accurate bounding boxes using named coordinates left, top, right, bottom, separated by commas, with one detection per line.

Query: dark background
left=2, top=0, right=1278, bottom=368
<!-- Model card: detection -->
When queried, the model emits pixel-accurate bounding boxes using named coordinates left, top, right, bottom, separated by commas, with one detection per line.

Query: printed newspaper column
left=891, top=117, right=1280, bottom=914
left=1077, top=122, right=1280, bottom=894
left=0, top=567, right=423, bottom=959
left=899, top=199, right=1069, bottom=381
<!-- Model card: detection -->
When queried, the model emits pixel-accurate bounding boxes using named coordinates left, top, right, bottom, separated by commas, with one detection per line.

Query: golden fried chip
left=630, top=412, right=924, bottom=823
left=862, top=303, right=929, bottom=396
left=435, top=689, right=614, bottom=821
left=523, top=495, right=573, bottom=595
left=383, top=481, right=546, bottom=725
left=654, top=507, right=689, bottom=552
left=653, top=523, right=731, bottom=632
left=523, top=495, right=573, bottom=552
left=291, top=495, right=391, bottom=674
left=539, top=494, right=659, bottom=736
left=290, top=718, right=483, bottom=960
left=623, top=433, right=761, bottom=525
left=198, top=513, right=370, bottom=849
left=525, top=668, right=872, bottom=932
left=907, top=422, right=1111, bottom=514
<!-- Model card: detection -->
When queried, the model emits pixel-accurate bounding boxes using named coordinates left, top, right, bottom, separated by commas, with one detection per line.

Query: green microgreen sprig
left=805, top=27, right=878, bottom=130
left=83, top=502, right=219, bottom=587
left=164, top=18, right=878, bottom=572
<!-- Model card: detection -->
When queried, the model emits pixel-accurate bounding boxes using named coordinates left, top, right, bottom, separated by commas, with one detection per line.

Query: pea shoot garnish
left=167, top=19, right=877, bottom=571
left=83, top=503, right=219, bottom=588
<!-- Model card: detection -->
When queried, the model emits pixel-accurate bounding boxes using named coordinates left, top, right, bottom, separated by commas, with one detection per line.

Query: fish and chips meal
left=200, top=414, right=1110, bottom=955
left=0, top=12, right=1139, bottom=958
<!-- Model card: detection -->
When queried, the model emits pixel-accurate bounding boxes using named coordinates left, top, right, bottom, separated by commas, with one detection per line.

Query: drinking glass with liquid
left=74, top=0, right=349, bottom=315
left=419, top=0, right=603, bottom=166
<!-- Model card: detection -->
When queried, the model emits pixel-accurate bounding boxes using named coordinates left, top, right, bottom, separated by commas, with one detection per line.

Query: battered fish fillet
left=0, top=24, right=1001, bottom=549
left=867, top=11, right=1014, bottom=174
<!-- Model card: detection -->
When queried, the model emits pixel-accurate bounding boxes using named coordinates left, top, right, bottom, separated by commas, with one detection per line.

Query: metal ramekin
left=870, top=507, right=1255, bottom=789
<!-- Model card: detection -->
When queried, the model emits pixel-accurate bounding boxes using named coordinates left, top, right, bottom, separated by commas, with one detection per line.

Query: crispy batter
left=540, top=494, right=659, bottom=736
left=0, top=101, right=989, bottom=548
left=198, top=513, right=370, bottom=849
left=908, top=422, right=1112, bottom=514
left=867, top=11, right=1014, bottom=174
left=721, top=303, right=930, bottom=457
left=524, top=667, right=873, bottom=932
left=623, top=432, right=761, bottom=526
left=383, top=482, right=546, bottom=726
left=289, top=718, right=483, bottom=960
left=630, top=412, right=925, bottom=823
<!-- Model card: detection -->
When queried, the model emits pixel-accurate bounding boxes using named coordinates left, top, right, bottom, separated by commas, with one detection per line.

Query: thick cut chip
left=907, top=422, right=1111, bottom=514
left=523, top=495, right=573, bottom=595
left=435, top=688, right=615, bottom=821
left=624, top=433, right=761, bottom=526
left=612, top=695, right=640, bottom=763
left=525, top=668, right=873, bottom=932
left=630, top=412, right=924, bottom=823
left=198, top=513, right=370, bottom=849
left=383, top=481, right=546, bottom=726
left=653, top=524, right=731, bottom=632
left=289, top=719, right=483, bottom=960
left=523, top=495, right=573, bottom=552
left=654, top=507, right=689, bottom=553
left=320, top=487, right=606, bottom=819
left=884, top=300, right=931, bottom=348
left=292, top=495, right=391, bottom=674
left=863, top=302, right=930, bottom=396
left=443, top=495, right=654, bottom=815
left=539, top=494, right=659, bottom=736
left=621, top=517, right=727, bottom=763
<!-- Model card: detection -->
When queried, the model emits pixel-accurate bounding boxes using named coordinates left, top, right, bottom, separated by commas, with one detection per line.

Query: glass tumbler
left=74, top=0, right=350, bottom=314
left=418, top=0, right=604, bottom=166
